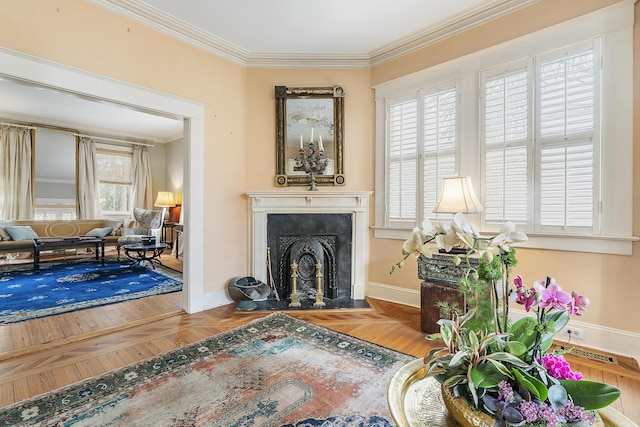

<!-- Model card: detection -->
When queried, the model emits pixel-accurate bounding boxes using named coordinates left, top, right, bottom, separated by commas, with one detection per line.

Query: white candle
left=310, top=128, right=314, bottom=143
left=318, top=134, right=324, bottom=152
left=300, top=134, right=303, bottom=149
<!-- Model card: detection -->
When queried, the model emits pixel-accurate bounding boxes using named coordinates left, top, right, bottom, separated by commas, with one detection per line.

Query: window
left=386, top=82, right=458, bottom=226
left=96, top=148, right=133, bottom=215
left=33, top=128, right=77, bottom=220
left=374, top=3, right=634, bottom=254
left=481, top=41, right=598, bottom=234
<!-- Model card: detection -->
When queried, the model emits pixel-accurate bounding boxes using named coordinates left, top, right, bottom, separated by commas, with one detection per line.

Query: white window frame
left=96, top=144, right=134, bottom=217
left=373, top=2, right=636, bottom=255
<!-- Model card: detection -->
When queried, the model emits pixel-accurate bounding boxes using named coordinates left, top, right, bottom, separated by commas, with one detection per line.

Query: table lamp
left=433, top=176, right=483, bottom=215
left=433, top=176, right=483, bottom=254
left=154, top=191, right=176, bottom=221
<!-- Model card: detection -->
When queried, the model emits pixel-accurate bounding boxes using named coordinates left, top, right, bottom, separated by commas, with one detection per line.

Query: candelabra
left=295, top=140, right=328, bottom=191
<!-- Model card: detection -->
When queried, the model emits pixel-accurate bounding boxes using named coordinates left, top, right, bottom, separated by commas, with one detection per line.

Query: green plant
left=392, top=213, right=621, bottom=426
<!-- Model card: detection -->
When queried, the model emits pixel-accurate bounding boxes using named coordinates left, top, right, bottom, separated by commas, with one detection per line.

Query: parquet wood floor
left=0, top=261, right=638, bottom=423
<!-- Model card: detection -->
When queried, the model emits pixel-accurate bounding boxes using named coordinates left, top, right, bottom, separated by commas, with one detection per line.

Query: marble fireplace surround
left=246, top=191, right=372, bottom=301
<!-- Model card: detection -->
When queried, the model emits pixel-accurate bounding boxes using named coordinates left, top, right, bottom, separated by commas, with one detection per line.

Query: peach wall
left=244, top=68, right=373, bottom=191
left=370, top=0, right=640, bottom=336
left=0, top=0, right=248, bottom=294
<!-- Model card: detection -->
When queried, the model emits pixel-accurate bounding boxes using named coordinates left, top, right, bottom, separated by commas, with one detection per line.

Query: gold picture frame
left=275, top=86, right=345, bottom=187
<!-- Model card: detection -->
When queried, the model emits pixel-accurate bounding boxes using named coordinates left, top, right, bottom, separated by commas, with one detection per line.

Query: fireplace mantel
left=246, top=191, right=372, bottom=300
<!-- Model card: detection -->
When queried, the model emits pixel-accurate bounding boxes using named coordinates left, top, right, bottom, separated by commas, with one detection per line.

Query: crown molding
left=369, top=0, right=539, bottom=66
left=92, top=0, right=538, bottom=68
left=245, top=52, right=372, bottom=69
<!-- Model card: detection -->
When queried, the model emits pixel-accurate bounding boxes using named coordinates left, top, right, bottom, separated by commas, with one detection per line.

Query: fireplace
left=268, top=213, right=351, bottom=302
left=246, top=191, right=372, bottom=305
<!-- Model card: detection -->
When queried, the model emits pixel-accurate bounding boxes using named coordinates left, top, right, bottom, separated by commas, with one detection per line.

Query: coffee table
left=33, top=237, right=105, bottom=271
left=122, top=242, right=167, bottom=269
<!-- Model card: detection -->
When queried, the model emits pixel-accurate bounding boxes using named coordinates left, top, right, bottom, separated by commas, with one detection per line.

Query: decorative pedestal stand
left=289, top=260, right=301, bottom=307
left=313, top=261, right=325, bottom=307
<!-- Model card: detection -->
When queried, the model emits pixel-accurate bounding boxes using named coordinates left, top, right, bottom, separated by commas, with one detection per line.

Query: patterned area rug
left=0, top=312, right=415, bottom=426
left=0, top=257, right=182, bottom=323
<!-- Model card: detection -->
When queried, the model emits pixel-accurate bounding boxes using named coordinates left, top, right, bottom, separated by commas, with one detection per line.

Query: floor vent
left=558, top=345, right=619, bottom=365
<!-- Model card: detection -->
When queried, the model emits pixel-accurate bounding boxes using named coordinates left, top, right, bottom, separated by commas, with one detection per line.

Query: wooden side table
left=161, top=222, right=176, bottom=247
left=174, top=224, right=183, bottom=259
left=420, top=280, right=466, bottom=334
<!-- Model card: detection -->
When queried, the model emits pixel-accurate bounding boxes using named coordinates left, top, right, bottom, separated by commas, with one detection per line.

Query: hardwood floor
left=0, top=266, right=638, bottom=423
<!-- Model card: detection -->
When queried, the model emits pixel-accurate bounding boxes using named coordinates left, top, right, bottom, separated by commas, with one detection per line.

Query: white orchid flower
left=434, top=221, right=460, bottom=252
left=449, top=213, right=481, bottom=249
left=402, top=218, right=436, bottom=258
left=490, top=221, right=528, bottom=251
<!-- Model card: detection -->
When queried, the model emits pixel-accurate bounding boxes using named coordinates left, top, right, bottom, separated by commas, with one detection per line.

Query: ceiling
left=0, top=0, right=535, bottom=142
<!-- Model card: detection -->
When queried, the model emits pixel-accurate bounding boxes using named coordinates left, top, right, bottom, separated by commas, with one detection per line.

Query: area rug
left=0, top=257, right=182, bottom=324
left=0, top=312, right=415, bottom=426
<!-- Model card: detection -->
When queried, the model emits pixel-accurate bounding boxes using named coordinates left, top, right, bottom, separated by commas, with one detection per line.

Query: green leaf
left=469, top=330, right=479, bottom=350
left=484, top=352, right=530, bottom=368
left=509, top=317, right=537, bottom=349
left=443, top=374, right=466, bottom=388
left=540, top=311, right=570, bottom=347
left=450, top=350, right=470, bottom=367
left=471, top=363, right=508, bottom=389
left=560, top=380, right=621, bottom=410
left=503, top=341, right=527, bottom=359
left=513, top=367, right=548, bottom=402
left=440, top=322, right=453, bottom=348
left=548, top=384, right=568, bottom=408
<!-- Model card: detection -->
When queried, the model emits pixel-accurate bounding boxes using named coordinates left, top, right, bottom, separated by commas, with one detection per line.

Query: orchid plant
left=392, top=213, right=621, bottom=427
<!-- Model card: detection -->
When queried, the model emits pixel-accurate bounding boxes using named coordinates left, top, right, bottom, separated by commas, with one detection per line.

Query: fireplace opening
left=267, top=213, right=352, bottom=304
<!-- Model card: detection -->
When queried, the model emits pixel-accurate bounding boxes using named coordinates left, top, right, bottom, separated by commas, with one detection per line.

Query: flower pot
left=440, top=385, right=494, bottom=427
left=388, top=360, right=629, bottom=427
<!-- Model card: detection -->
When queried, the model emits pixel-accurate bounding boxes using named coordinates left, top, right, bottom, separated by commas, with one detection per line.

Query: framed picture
left=275, top=86, right=345, bottom=187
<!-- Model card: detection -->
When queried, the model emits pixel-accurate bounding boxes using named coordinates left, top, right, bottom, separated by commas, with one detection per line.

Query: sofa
left=0, top=218, right=127, bottom=261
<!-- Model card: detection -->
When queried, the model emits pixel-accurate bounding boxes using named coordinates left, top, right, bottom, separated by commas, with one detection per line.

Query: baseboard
left=204, top=289, right=235, bottom=311
left=367, top=281, right=640, bottom=365
left=367, top=281, right=420, bottom=308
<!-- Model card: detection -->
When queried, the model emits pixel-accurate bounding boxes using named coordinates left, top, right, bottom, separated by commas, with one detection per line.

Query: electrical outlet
left=562, top=327, right=584, bottom=340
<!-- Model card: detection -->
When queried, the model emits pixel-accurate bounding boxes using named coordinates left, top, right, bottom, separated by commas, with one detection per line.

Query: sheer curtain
left=77, top=136, right=101, bottom=219
left=132, top=145, right=153, bottom=209
left=0, top=125, right=33, bottom=220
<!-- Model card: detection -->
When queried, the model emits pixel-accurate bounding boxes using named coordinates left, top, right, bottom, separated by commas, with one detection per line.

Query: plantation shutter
left=482, top=67, right=529, bottom=225
left=387, top=95, right=418, bottom=223
left=537, top=41, right=597, bottom=231
left=423, top=85, right=457, bottom=220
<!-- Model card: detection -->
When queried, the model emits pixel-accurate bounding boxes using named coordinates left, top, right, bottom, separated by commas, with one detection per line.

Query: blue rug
left=0, top=258, right=182, bottom=323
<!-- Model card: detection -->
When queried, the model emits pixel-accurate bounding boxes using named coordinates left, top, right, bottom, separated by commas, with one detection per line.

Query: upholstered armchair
left=116, top=208, right=164, bottom=258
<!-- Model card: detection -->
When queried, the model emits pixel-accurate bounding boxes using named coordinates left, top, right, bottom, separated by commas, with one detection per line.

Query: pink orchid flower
left=512, top=275, right=538, bottom=312
left=538, top=282, right=572, bottom=311
left=569, top=290, right=590, bottom=316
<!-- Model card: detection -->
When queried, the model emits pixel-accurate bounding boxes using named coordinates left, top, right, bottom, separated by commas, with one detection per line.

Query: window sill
left=372, top=226, right=639, bottom=256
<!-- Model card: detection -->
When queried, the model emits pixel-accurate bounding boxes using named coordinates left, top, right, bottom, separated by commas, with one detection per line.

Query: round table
left=122, top=242, right=167, bottom=269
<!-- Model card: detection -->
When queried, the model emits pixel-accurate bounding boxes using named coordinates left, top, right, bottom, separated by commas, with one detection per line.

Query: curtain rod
left=74, top=133, right=155, bottom=148
left=0, top=119, right=155, bottom=147
left=0, top=121, right=35, bottom=130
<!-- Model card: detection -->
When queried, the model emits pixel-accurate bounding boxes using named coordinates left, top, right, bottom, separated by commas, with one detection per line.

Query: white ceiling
left=0, top=0, right=535, bottom=141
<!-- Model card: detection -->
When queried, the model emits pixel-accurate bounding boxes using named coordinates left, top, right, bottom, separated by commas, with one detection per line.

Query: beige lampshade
left=433, top=176, right=484, bottom=214
left=154, top=191, right=176, bottom=208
